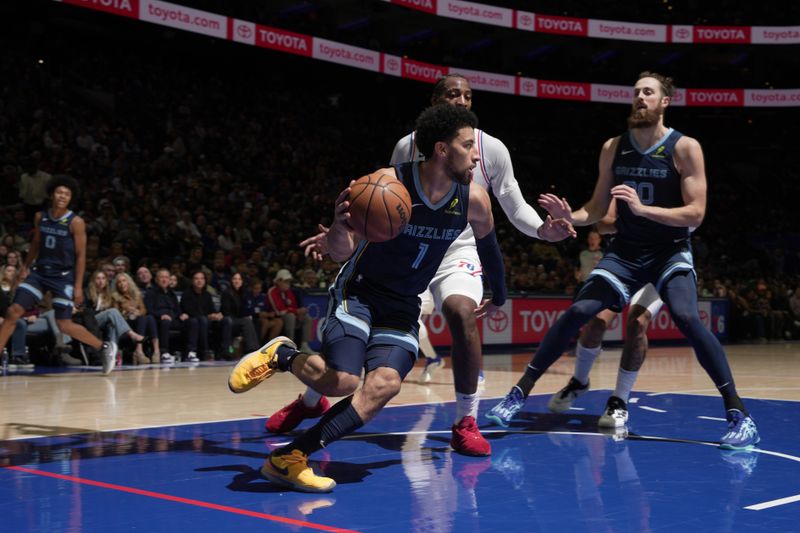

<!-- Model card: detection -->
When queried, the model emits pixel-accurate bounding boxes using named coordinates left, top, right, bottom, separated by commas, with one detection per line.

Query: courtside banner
left=382, top=0, right=800, bottom=45
left=55, top=0, right=800, bottom=107
left=139, top=0, right=226, bottom=39
left=255, top=24, right=313, bottom=57
left=59, top=0, right=139, bottom=19
left=313, top=38, right=381, bottom=72
left=423, top=297, right=727, bottom=347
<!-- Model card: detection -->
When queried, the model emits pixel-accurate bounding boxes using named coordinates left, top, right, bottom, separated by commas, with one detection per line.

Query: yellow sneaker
left=260, top=449, right=336, bottom=493
left=227, top=336, right=296, bottom=393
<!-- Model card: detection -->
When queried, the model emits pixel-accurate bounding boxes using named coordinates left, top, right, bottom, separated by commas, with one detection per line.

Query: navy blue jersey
left=336, top=161, right=469, bottom=298
left=35, top=210, right=76, bottom=271
left=613, top=129, right=690, bottom=245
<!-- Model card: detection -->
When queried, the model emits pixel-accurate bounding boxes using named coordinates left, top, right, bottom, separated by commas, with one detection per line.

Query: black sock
left=516, top=364, right=543, bottom=397
left=719, top=383, right=747, bottom=415
left=275, top=344, right=299, bottom=372
left=279, top=395, right=364, bottom=456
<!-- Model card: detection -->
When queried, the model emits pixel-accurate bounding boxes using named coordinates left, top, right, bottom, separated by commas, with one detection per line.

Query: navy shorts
left=579, top=238, right=695, bottom=312
left=321, top=283, right=419, bottom=378
left=15, top=267, right=76, bottom=319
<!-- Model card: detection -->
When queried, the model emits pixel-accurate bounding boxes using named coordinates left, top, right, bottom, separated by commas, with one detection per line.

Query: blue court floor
left=1, top=390, right=798, bottom=532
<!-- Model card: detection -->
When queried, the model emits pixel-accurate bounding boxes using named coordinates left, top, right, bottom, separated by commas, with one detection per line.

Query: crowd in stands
left=1, top=18, right=799, bottom=366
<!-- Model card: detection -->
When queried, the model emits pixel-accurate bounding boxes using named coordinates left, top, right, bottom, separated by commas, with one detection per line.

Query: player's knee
left=365, top=369, right=402, bottom=401
left=626, top=313, right=650, bottom=339
left=442, top=298, right=475, bottom=330
left=582, top=317, right=607, bottom=345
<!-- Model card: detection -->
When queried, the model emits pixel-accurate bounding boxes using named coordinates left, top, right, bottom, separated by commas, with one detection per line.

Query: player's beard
left=627, top=106, right=662, bottom=129
left=446, top=155, right=473, bottom=185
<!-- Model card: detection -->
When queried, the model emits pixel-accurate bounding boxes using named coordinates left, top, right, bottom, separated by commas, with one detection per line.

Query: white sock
left=613, top=368, right=639, bottom=402
left=573, top=342, right=602, bottom=385
left=418, top=319, right=437, bottom=359
left=302, top=388, right=323, bottom=408
left=455, top=391, right=480, bottom=421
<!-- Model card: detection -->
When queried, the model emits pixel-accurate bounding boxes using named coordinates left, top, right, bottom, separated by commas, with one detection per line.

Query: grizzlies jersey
left=613, top=128, right=690, bottom=245
left=337, top=161, right=469, bottom=298
left=36, top=210, right=76, bottom=271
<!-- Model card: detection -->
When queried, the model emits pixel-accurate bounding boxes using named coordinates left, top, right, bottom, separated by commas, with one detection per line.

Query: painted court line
left=2, top=466, right=357, bottom=533
left=639, top=406, right=667, bottom=413
left=697, top=415, right=727, bottom=422
left=746, top=493, right=800, bottom=511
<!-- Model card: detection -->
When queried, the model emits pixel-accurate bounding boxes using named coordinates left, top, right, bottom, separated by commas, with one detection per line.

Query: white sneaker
left=186, top=351, right=200, bottom=363
left=598, top=396, right=629, bottom=428
left=101, top=341, right=118, bottom=375
left=160, top=352, right=176, bottom=364
left=547, top=377, right=590, bottom=413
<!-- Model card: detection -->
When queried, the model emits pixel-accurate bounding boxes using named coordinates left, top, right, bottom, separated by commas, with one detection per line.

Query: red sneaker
left=265, top=395, right=331, bottom=433
left=450, top=416, right=491, bottom=457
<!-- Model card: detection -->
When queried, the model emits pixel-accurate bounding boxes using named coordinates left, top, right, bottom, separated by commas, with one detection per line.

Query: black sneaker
left=598, top=396, right=629, bottom=428
left=547, top=377, right=590, bottom=413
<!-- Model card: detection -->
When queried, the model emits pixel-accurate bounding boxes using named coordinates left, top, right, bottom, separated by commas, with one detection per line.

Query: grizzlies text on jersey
left=36, top=209, right=76, bottom=271
left=336, top=161, right=470, bottom=299
left=613, top=128, right=690, bottom=245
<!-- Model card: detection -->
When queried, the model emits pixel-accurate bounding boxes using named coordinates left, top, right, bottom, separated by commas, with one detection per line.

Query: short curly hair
left=46, top=174, right=81, bottom=206
left=414, top=104, right=478, bottom=160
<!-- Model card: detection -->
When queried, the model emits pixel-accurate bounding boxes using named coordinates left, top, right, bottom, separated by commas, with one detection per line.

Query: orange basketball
left=347, top=172, right=412, bottom=242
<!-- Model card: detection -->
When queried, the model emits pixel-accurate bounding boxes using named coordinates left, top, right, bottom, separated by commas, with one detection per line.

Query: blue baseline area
left=1, top=392, right=798, bottom=532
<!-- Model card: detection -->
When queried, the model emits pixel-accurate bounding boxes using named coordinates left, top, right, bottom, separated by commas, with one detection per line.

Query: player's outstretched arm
left=468, top=183, right=507, bottom=318
left=299, top=224, right=331, bottom=262
left=557, top=137, right=618, bottom=227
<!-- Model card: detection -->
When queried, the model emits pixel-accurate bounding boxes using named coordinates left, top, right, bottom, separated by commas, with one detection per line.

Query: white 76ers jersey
left=390, top=128, right=544, bottom=264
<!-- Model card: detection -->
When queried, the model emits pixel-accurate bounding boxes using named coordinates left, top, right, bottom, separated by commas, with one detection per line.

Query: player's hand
left=474, top=298, right=500, bottom=320
left=299, top=224, right=331, bottom=261
left=538, top=215, right=577, bottom=242
left=538, top=194, right=574, bottom=223
left=611, top=184, right=645, bottom=216
left=73, top=286, right=84, bottom=307
left=333, top=183, right=355, bottom=230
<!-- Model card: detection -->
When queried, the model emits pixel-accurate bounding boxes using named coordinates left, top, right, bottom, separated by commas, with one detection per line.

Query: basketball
left=347, top=172, right=412, bottom=242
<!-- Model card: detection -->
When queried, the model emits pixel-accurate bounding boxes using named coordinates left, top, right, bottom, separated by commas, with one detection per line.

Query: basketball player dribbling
left=228, top=105, right=509, bottom=492
left=263, top=74, right=576, bottom=457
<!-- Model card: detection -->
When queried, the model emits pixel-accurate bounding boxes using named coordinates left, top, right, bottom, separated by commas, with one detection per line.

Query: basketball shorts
left=629, top=283, right=664, bottom=316
left=582, top=239, right=694, bottom=312
left=15, top=267, right=75, bottom=319
left=419, top=250, right=484, bottom=316
left=321, top=284, right=419, bottom=378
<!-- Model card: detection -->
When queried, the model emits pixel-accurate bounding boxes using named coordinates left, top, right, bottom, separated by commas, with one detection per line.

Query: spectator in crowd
left=18, top=152, right=52, bottom=221
left=576, top=229, right=604, bottom=285
left=0, top=269, right=29, bottom=367
left=179, top=270, right=222, bottom=362
left=244, top=277, right=284, bottom=344
left=87, top=270, right=149, bottom=365
left=144, top=268, right=181, bottom=364
left=267, top=269, right=313, bottom=352
left=112, top=272, right=159, bottom=363
left=220, top=272, right=259, bottom=360
left=136, top=265, right=155, bottom=291
left=112, top=256, right=130, bottom=278
left=790, top=286, right=800, bottom=338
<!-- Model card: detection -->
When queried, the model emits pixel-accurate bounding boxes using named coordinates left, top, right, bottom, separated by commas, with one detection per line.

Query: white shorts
left=629, top=283, right=663, bottom=316
left=419, top=253, right=483, bottom=316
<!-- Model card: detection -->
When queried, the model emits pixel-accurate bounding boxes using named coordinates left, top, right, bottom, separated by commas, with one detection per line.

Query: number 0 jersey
left=335, top=161, right=470, bottom=299
left=36, top=209, right=76, bottom=271
left=613, top=128, right=690, bottom=245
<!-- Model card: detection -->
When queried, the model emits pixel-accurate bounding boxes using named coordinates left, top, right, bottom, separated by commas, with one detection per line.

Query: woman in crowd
left=87, top=270, right=149, bottom=365
left=113, top=272, right=160, bottom=363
